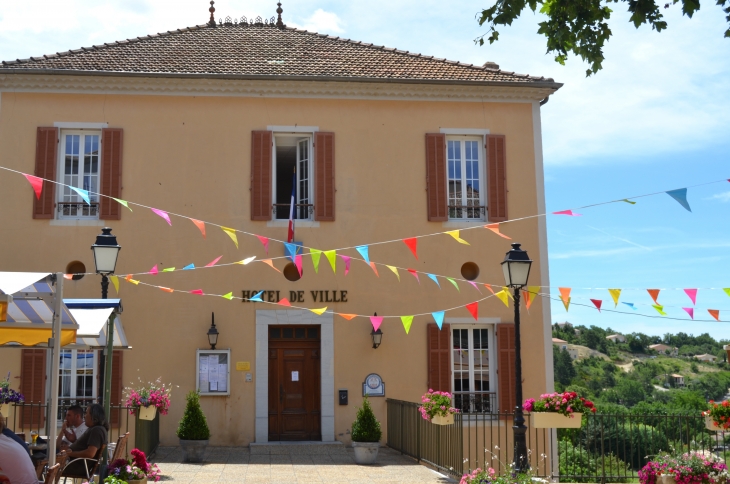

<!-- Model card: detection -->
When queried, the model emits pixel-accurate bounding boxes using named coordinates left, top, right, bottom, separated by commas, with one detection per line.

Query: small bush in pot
left=351, top=396, right=381, bottom=465
left=176, top=390, right=210, bottom=462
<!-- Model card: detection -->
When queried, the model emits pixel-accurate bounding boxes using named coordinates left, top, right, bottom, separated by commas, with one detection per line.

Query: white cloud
left=707, top=191, right=730, bottom=202
left=288, top=9, right=344, bottom=35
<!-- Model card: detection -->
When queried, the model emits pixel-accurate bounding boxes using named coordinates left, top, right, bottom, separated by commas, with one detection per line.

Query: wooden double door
left=268, top=325, right=321, bottom=441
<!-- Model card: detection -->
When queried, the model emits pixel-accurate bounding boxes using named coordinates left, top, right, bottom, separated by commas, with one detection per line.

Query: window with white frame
left=273, top=135, right=313, bottom=221
left=447, top=137, right=485, bottom=220
left=58, top=349, right=97, bottom=404
left=58, top=131, right=100, bottom=219
left=452, top=326, right=495, bottom=413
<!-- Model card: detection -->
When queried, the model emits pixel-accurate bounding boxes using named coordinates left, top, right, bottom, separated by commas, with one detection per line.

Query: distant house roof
left=671, top=374, right=683, bottom=378
left=552, top=338, right=568, bottom=344
left=0, top=20, right=561, bottom=89
left=649, top=344, right=674, bottom=350
left=695, top=354, right=717, bottom=360
left=606, top=334, right=624, bottom=339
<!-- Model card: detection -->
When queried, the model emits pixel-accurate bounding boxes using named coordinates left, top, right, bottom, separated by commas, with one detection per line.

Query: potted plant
left=176, top=390, right=210, bottom=463
left=107, top=448, right=161, bottom=483
left=639, top=452, right=728, bottom=484
left=0, top=372, right=24, bottom=417
left=125, top=377, right=172, bottom=421
left=702, top=400, right=730, bottom=431
left=351, top=396, right=381, bottom=465
left=523, top=391, right=595, bottom=428
left=419, top=389, right=459, bottom=425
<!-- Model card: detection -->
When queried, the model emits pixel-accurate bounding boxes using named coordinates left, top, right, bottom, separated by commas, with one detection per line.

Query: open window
left=274, top=135, right=313, bottom=221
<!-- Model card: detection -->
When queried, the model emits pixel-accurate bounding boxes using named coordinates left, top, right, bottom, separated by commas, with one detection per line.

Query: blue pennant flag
left=356, top=246, right=370, bottom=265
left=426, top=274, right=441, bottom=288
left=621, top=302, right=637, bottom=310
left=249, top=291, right=264, bottom=302
left=70, top=187, right=91, bottom=205
left=432, top=311, right=445, bottom=329
left=182, top=264, right=195, bottom=270
left=666, top=188, right=692, bottom=212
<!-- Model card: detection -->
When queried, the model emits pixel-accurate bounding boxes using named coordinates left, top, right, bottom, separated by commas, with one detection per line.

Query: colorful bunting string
left=647, top=289, right=660, bottom=305
left=485, top=223, right=511, bottom=239
left=401, top=316, right=414, bottom=334
left=23, top=174, right=43, bottom=200
left=403, top=238, right=418, bottom=259
left=151, top=208, right=172, bottom=225
left=684, top=289, right=698, bottom=305
left=191, top=219, right=206, bottom=238
left=446, top=230, right=470, bottom=245
left=609, top=289, right=621, bottom=307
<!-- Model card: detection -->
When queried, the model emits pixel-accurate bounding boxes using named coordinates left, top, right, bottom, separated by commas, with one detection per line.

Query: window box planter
left=138, top=406, right=157, bottom=421
left=705, top=416, right=723, bottom=431
left=431, top=414, right=454, bottom=426
left=658, top=475, right=676, bottom=484
left=531, top=412, right=582, bottom=428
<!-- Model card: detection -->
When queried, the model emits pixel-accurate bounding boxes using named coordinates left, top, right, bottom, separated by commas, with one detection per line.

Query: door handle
left=280, top=384, right=284, bottom=404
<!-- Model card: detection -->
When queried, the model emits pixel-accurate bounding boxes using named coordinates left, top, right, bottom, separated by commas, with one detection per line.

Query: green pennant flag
left=310, top=249, right=322, bottom=273
left=222, top=292, right=233, bottom=300
left=652, top=304, right=667, bottom=316
left=324, top=250, right=337, bottom=273
left=112, top=197, right=133, bottom=211
left=401, top=316, right=414, bottom=334
left=446, top=277, right=460, bottom=292
left=162, top=267, right=175, bottom=272
left=724, top=288, right=730, bottom=298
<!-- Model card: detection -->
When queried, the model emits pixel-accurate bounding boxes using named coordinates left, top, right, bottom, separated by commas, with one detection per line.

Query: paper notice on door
left=210, top=381, right=218, bottom=391
left=292, top=371, right=299, bottom=381
left=218, top=364, right=228, bottom=391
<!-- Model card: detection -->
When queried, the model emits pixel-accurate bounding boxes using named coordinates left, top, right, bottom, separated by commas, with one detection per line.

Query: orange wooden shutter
left=20, top=349, right=47, bottom=427
left=425, top=133, right=447, bottom=221
left=427, top=323, right=451, bottom=392
left=496, top=323, right=516, bottom=414
left=33, top=127, right=58, bottom=219
left=250, top=131, right=273, bottom=221
left=486, top=135, right=507, bottom=222
left=314, top=132, right=335, bottom=221
left=100, top=128, right=124, bottom=220
left=109, top=350, right=123, bottom=426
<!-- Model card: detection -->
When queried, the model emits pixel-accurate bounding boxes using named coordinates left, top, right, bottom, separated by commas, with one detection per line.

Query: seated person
left=56, top=405, right=88, bottom=448
left=0, top=413, right=38, bottom=484
left=0, top=412, right=30, bottom=454
left=59, top=404, right=108, bottom=477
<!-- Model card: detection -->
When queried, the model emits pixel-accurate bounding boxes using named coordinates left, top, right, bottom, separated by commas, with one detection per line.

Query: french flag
left=287, top=171, right=296, bottom=243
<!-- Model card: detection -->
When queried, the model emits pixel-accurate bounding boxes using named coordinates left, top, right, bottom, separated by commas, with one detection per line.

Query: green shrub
left=351, top=396, right=381, bottom=442
left=176, top=390, right=210, bottom=440
left=558, top=438, right=632, bottom=483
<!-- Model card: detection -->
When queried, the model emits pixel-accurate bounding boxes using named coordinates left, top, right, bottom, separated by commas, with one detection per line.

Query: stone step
left=249, top=441, right=347, bottom=455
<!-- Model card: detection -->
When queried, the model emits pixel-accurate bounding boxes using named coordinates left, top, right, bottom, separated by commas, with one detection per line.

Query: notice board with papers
left=196, top=349, right=231, bottom=396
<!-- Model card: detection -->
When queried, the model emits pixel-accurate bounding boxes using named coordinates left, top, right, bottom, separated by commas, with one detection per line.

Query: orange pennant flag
left=369, top=262, right=379, bottom=277
left=277, top=298, right=291, bottom=307
left=484, top=284, right=496, bottom=295
left=63, top=274, right=73, bottom=280
left=262, top=259, right=281, bottom=273
left=708, top=309, right=720, bottom=321
left=338, top=313, right=357, bottom=321
left=190, top=219, right=206, bottom=238
left=125, top=274, right=132, bottom=282
left=559, top=287, right=571, bottom=303
left=159, top=287, right=174, bottom=293
left=485, top=223, right=511, bottom=239
left=647, top=289, right=660, bottom=304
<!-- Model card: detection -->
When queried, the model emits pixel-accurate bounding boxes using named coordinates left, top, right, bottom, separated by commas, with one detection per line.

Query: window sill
left=51, top=219, right=106, bottom=227
left=441, top=221, right=486, bottom=228
left=267, top=220, right=320, bottom=228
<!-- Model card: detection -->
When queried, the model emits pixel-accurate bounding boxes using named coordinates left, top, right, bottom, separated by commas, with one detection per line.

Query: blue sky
left=1, top=0, right=728, bottom=338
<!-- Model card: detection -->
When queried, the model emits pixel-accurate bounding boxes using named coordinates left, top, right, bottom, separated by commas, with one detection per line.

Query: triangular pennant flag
left=128, top=279, right=140, bottom=285
left=401, top=316, right=414, bottom=334
left=502, top=287, right=514, bottom=300
left=310, top=249, right=322, bottom=273
left=339, top=255, right=351, bottom=276
left=148, top=265, right=159, bottom=275
left=386, top=265, right=400, bottom=281
left=485, top=223, right=511, bottom=239
left=310, top=307, right=328, bottom=316
left=552, top=210, right=582, bottom=216
left=666, top=188, right=692, bottom=212
left=652, top=304, right=667, bottom=316
left=236, top=256, right=256, bottom=265
left=523, top=287, right=538, bottom=310
left=468, top=281, right=481, bottom=293
left=189, top=289, right=204, bottom=295
left=256, top=235, right=269, bottom=254
left=221, top=227, right=239, bottom=249
left=110, top=276, right=119, bottom=294
left=485, top=285, right=496, bottom=295
left=445, top=230, right=470, bottom=245
left=182, top=263, right=195, bottom=270
left=403, top=238, right=418, bottom=259
left=724, top=288, right=730, bottom=298
left=684, top=289, right=698, bottom=305
left=249, top=291, right=264, bottom=302
left=159, top=287, right=174, bottom=293
left=324, top=250, right=337, bottom=273
left=682, top=307, right=694, bottom=319
left=407, top=269, right=420, bottom=283
left=295, top=255, right=303, bottom=277
left=222, top=292, right=234, bottom=300
left=590, top=299, right=602, bottom=312
left=647, top=289, right=660, bottom=304
left=356, top=246, right=370, bottom=264
left=426, top=274, right=441, bottom=288
left=369, top=262, right=379, bottom=277
left=163, top=267, right=175, bottom=272
left=466, top=302, right=478, bottom=320
left=338, top=313, right=357, bottom=321
left=621, top=199, right=637, bottom=205
left=63, top=274, right=73, bottom=280
left=370, top=315, right=384, bottom=332
left=205, top=256, right=222, bottom=267
left=559, top=287, right=572, bottom=305
left=151, top=208, right=172, bottom=225
left=125, top=274, right=132, bottom=281
left=190, top=219, right=206, bottom=238
left=622, top=302, right=637, bottom=310
left=262, top=259, right=281, bottom=273
left=608, top=289, right=621, bottom=307
left=495, top=290, right=510, bottom=307
left=112, top=198, right=133, bottom=212
left=23, top=174, right=44, bottom=200
left=708, top=309, right=720, bottom=321
left=70, top=186, right=91, bottom=205
left=278, top=298, right=292, bottom=307
left=285, top=243, right=298, bottom=259
left=447, top=278, right=460, bottom=292
left=432, top=311, right=445, bottom=329
left=562, top=297, right=571, bottom=312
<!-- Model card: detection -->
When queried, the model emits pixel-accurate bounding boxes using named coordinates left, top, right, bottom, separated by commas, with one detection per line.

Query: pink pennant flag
left=23, top=174, right=44, bottom=200
left=682, top=307, right=694, bottom=319
left=407, top=269, right=420, bottom=284
left=684, top=289, right=697, bottom=305
left=369, top=262, right=379, bottom=277
left=468, top=281, right=482, bottom=293
left=466, top=302, right=478, bottom=320
left=256, top=235, right=269, bottom=255
left=190, top=219, right=206, bottom=238
left=148, top=265, right=159, bottom=275
left=339, top=255, right=351, bottom=276
left=278, top=298, right=292, bottom=307
left=205, top=256, right=223, bottom=267
left=403, top=238, right=418, bottom=259
left=370, top=315, right=384, bottom=332
left=151, top=208, right=172, bottom=226
left=590, top=299, right=602, bottom=312
left=295, top=255, right=303, bottom=276
left=553, top=210, right=582, bottom=216
left=189, top=289, right=204, bottom=295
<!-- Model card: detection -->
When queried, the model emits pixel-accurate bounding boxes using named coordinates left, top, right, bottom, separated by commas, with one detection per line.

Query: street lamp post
left=501, top=243, right=533, bottom=473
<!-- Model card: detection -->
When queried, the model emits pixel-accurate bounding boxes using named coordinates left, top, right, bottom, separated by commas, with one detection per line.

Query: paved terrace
left=151, top=444, right=456, bottom=483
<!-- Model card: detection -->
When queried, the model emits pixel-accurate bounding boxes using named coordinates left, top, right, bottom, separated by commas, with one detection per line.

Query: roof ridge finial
left=208, top=1, right=216, bottom=27
left=276, top=2, right=284, bottom=28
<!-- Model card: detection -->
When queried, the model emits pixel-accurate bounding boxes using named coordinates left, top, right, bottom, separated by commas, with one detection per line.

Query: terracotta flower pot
left=431, top=414, right=454, bottom=425
left=531, top=412, right=582, bottom=428
left=127, top=479, right=148, bottom=484
left=138, top=406, right=157, bottom=421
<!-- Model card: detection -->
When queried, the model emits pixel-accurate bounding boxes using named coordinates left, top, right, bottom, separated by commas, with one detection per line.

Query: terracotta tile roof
left=0, top=22, right=558, bottom=86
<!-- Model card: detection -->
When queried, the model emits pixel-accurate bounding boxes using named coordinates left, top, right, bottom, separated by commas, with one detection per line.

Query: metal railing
left=386, top=399, right=728, bottom=482
left=453, top=391, right=497, bottom=414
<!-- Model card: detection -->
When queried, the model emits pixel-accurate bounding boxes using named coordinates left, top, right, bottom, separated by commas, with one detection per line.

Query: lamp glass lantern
left=207, top=313, right=219, bottom=350
left=91, top=227, right=121, bottom=274
left=501, top=243, right=532, bottom=288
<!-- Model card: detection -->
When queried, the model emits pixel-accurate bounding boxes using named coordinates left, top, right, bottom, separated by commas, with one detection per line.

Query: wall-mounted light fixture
left=207, top=312, right=219, bottom=350
left=370, top=312, right=383, bottom=349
